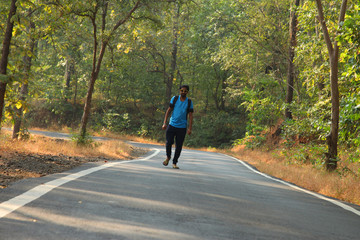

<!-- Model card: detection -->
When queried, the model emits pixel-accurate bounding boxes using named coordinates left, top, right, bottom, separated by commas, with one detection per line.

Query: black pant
left=166, top=125, right=187, bottom=164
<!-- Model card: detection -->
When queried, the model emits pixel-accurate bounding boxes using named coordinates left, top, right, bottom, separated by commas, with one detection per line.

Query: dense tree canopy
left=1, top=0, right=360, bottom=170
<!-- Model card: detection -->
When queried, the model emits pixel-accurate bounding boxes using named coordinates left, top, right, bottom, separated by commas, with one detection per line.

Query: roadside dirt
left=0, top=146, right=148, bottom=189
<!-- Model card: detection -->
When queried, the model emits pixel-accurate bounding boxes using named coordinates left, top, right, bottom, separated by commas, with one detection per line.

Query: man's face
left=180, top=87, right=188, bottom=97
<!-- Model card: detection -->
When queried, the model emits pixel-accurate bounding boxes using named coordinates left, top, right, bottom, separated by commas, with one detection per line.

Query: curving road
left=0, top=140, right=359, bottom=239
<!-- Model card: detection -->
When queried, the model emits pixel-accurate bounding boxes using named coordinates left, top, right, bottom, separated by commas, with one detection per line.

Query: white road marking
left=0, top=149, right=160, bottom=219
left=227, top=155, right=360, bottom=217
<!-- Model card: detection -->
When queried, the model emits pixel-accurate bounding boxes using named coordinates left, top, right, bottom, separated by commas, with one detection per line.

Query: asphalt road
left=0, top=141, right=360, bottom=239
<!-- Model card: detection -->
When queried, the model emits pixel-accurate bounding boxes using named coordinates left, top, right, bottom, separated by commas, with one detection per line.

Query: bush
left=185, top=111, right=246, bottom=148
left=70, top=131, right=95, bottom=146
left=281, top=101, right=330, bottom=146
left=103, top=111, right=130, bottom=133
left=27, top=99, right=83, bottom=128
left=340, top=96, right=360, bottom=147
left=281, top=144, right=327, bottom=167
left=233, top=133, right=266, bottom=150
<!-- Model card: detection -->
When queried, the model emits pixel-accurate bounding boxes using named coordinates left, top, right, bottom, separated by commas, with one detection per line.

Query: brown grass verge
left=228, top=145, right=360, bottom=206
left=1, top=134, right=134, bottom=160
left=0, top=130, right=148, bottom=188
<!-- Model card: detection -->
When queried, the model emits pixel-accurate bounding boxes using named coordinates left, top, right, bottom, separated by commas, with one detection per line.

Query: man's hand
left=162, top=124, right=167, bottom=130
left=187, top=128, right=192, bottom=135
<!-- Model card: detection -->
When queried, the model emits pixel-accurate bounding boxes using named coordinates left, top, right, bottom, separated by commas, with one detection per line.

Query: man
left=162, top=85, right=194, bottom=169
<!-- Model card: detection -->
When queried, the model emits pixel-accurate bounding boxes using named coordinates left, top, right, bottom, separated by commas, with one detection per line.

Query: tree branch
left=315, top=0, right=334, bottom=55
left=334, top=0, right=348, bottom=54
left=102, top=0, right=108, bottom=33
left=111, top=0, right=142, bottom=34
left=223, top=17, right=286, bottom=57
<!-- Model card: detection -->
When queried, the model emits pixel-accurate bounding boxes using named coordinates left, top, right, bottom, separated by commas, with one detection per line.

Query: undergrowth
left=231, top=133, right=360, bottom=206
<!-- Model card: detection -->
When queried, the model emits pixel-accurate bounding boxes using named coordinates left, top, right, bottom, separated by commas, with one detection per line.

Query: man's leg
left=173, top=128, right=187, bottom=165
left=165, top=125, right=176, bottom=160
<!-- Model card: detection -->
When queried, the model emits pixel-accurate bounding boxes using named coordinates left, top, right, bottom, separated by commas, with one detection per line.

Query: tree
left=315, top=0, right=348, bottom=171
left=285, top=0, right=301, bottom=119
left=130, top=0, right=193, bottom=109
left=0, top=0, right=17, bottom=128
left=60, top=0, right=143, bottom=139
left=204, top=0, right=289, bottom=127
left=13, top=8, right=36, bottom=139
left=336, top=2, right=360, bottom=150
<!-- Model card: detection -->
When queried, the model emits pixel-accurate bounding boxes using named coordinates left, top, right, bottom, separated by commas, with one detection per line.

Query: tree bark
left=13, top=22, right=36, bottom=139
left=285, top=0, right=300, bottom=119
left=64, top=57, right=74, bottom=101
left=0, top=0, right=17, bottom=128
left=213, top=66, right=227, bottom=111
left=80, top=42, right=107, bottom=138
left=13, top=84, right=29, bottom=139
left=315, top=0, right=347, bottom=171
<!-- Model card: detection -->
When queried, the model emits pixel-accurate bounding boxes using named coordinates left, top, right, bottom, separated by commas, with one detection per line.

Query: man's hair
left=179, top=85, right=190, bottom=91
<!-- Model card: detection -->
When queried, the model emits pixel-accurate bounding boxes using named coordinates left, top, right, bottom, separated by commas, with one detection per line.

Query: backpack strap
left=170, top=95, right=179, bottom=108
left=187, top=98, right=192, bottom=113
left=173, top=95, right=179, bottom=105
left=172, top=96, right=192, bottom=114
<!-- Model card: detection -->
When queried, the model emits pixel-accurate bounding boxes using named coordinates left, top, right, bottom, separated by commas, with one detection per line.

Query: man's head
left=179, top=85, right=189, bottom=97
left=179, top=85, right=189, bottom=91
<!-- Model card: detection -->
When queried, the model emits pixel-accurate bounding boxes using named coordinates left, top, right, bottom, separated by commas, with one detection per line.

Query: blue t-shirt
left=169, top=96, right=194, bottom=128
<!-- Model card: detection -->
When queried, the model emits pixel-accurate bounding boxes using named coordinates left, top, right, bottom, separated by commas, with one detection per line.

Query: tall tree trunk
left=220, top=70, right=228, bottom=110
left=13, top=25, right=36, bottom=139
left=315, top=0, right=347, bottom=171
left=72, top=70, right=78, bottom=122
left=79, top=0, right=141, bottom=138
left=13, top=84, right=28, bottom=139
left=220, top=81, right=226, bottom=110
left=285, top=0, right=300, bottom=119
left=326, top=52, right=340, bottom=171
left=64, top=57, right=74, bottom=101
left=64, top=59, right=71, bottom=88
left=0, top=0, right=17, bottom=128
left=213, top=66, right=227, bottom=111
left=165, top=1, right=180, bottom=109
left=80, top=43, right=107, bottom=138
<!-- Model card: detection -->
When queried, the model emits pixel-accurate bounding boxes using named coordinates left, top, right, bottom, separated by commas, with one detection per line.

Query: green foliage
left=339, top=96, right=360, bottom=147
left=281, top=144, right=327, bottom=167
left=136, top=113, right=163, bottom=139
left=339, top=147, right=360, bottom=164
left=241, top=88, right=283, bottom=134
left=186, top=111, right=246, bottom=148
left=70, top=131, right=95, bottom=146
left=17, top=128, right=30, bottom=141
left=337, top=4, right=360, bottom=48
left=336, top=3, right=360, bottom=152
left=103, top=111, right=130, bottom=133
left=232, top=133, right=266, bottom=150
left=282, top=118, right=323, bottom=147
left=26, top=99, right=83, bottom=128
left=281, top=100, right=331, bottom=146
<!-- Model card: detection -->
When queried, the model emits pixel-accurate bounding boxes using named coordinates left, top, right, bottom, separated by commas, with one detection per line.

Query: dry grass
left=102, top=133, right=163, bottom=146
left=0, top=130, right=150, bottom=188
left=29, top=127, right=163, bottom=146
left=0, top=130, right=135, bottom=160
left=228, top=145, right=360, bottom=206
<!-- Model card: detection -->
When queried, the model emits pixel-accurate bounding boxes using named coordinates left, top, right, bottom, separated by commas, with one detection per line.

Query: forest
left=0, top=0, right=359, bottom=172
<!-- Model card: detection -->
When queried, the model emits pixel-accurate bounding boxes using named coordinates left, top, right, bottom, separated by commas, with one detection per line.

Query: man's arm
left=187, top=111, right=193, bottom=135
left=162, top=107, right=173, bottom=130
